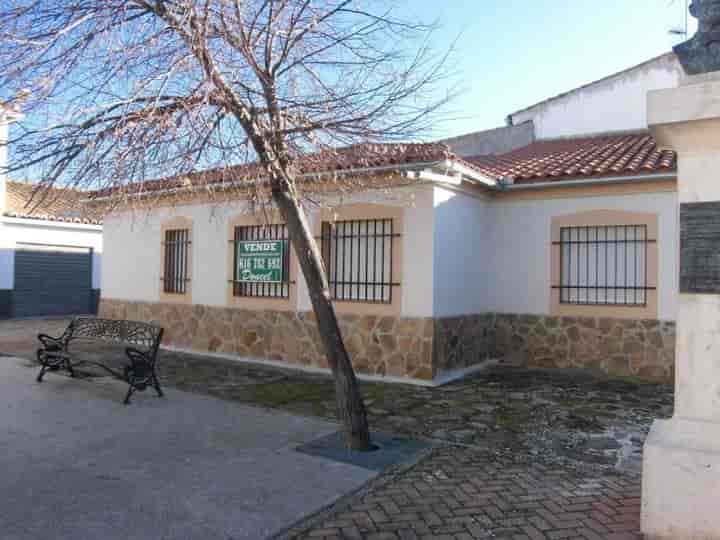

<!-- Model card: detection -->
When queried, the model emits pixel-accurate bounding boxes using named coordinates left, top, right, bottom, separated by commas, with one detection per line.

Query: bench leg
left=123, top=381, right=135, bottom=405
left=65, top=357, right=75, bottom=378
left=36, top=350, right=47, bottom=382
left=152, top=371, right=164, bottom=398
left=36, top=365, right=47, bottom=383
left=36, top=349, right=55, bottom=382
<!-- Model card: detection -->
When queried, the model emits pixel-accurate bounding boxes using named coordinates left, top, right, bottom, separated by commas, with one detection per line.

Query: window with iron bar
left=163, top=229, right=190, bottom=294
left=233, top=224, right=290, bottom=298
left=321, top=218, right=398, bottom=304
left=553, top=225, right=656, bottom=306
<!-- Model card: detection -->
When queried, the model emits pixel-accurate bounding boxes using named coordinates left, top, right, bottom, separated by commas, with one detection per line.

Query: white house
left=97, top=53, right=686, bottom=385
left=0, top=105, right=103, bottom=318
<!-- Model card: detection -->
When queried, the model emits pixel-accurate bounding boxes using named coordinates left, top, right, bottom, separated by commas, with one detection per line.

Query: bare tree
left=0, top=0, right=452, bottom=450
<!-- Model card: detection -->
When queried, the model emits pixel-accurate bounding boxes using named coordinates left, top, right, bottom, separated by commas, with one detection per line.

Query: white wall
left=483, top=191, right=678, bottom=321
left=104, top=186, right=679, bottom=322
left=103, top=184, right=436, bottom=317
left=103, top=202, right=238, bottom=305
left=510, top=54, right=683, bottom=139
left=0, top=218, right=103, bottom=289
left=432, top=186, right=491, bottom=317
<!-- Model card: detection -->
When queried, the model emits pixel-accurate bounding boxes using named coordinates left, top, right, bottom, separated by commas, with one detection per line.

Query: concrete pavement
left=0, top=357, right=374, bottom=540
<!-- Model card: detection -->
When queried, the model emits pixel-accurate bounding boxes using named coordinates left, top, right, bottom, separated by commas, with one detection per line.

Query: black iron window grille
left=233, top=224, right=290, bottom=298
left=321, top=218, right=399, bottom=304
left=163, top=229, right=190, bottom=294
left=553, top=224, right=656, bottom=306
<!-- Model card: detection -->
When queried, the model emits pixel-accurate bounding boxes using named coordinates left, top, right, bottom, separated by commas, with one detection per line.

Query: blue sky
left=400, top=0, right=696, bottom=138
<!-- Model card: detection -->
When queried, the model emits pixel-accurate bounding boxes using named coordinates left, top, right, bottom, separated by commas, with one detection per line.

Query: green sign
left=236, top=240, right=285, bottom=283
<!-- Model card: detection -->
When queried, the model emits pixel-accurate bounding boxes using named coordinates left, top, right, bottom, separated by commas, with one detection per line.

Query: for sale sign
left=236, top=240, right=285, bottom=283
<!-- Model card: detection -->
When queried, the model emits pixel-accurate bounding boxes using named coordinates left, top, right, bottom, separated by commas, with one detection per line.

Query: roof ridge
left=530, top=129, right=652, bottom=143
left=6, top=179, right=93, bottom=194
left=464, top=131, right=654, bottom=161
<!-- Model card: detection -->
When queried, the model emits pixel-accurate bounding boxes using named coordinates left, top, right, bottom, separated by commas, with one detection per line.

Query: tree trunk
left=271, top=187, right=373, bottom=451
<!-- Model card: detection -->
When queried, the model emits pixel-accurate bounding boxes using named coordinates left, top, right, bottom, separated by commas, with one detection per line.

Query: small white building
left=97, top=53, right=686, bottom=384
left=0, top=106, right=103, bottom=318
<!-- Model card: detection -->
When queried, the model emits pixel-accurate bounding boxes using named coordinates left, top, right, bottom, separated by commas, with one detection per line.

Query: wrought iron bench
left=36, top=317, right=165, bottom=404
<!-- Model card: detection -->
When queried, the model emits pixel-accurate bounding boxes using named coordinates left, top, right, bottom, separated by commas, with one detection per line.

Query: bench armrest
left=37, top=333, right=66, bottom=351
left=125, top=346, right=151, bottom=366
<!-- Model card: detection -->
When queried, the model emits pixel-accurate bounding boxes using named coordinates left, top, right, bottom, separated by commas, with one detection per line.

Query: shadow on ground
left=1, top=317, right=673, bottom=474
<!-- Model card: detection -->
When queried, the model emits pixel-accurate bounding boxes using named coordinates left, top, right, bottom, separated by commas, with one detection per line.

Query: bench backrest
left=68, top=317, right=163, bottom=353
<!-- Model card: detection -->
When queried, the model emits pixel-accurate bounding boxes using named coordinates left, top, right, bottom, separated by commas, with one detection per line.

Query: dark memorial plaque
left=680, top=201, right=720, bottom=293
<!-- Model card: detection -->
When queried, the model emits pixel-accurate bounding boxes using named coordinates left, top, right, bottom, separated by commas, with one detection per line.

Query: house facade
left=0, top=106, right=103, bottom=318
left=98, top=53, right=685, bottom=384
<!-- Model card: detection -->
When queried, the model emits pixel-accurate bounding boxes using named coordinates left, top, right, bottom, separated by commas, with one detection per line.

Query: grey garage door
left=13, top=245, right=93, bottom=318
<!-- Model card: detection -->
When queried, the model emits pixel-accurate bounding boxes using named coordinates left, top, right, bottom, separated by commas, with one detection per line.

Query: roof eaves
left=445, top=159, right=497, bottom=187
left=85, top=158, right=462, bottom=203
left=494, top=171, right=677, bottom=191
left=2, top=212, right=103, bottom=226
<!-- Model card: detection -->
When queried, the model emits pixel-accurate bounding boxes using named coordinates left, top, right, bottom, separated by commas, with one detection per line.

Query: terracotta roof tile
left=92, top=142, right=465, bottom=197
left=4, top=181, right=103, bottom=224
left=466, top=133, right=676, bottom=184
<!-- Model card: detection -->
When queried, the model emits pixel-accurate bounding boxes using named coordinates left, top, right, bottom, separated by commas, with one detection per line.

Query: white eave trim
left=495, top=172, right=677, bottom=191
left=402, top=159, right=497, bottom=188
left=444, top=159, right=497, bottom=187
left=0, top=215, right=103, bottom=230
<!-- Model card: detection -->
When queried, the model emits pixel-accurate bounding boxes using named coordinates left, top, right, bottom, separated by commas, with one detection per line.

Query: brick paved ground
left=286, top=447, right=642, bottom=540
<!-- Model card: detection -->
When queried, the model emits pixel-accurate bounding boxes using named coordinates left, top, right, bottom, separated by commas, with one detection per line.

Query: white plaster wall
left=103, top=184, right=435, bottom=317
left=102, top=203, right=240, bottom=305
left=102, top=210, right=161, bottom=303
left=484, top=191, right=678, bottom=321
left=510, top=54, right=683, bottom=139
left=0, top=219, right=103, bottom=289
left=402, top=185, right=435, bottom=317
left=432, top=186, right=491, bottom=317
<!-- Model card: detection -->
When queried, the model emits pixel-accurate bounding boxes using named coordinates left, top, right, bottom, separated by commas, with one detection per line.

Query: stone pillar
left=642, top=75, right=720, bottom=539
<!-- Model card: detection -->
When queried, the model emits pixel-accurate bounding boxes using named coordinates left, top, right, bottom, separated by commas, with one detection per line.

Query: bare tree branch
left=0, top=0, right=457, bottom=450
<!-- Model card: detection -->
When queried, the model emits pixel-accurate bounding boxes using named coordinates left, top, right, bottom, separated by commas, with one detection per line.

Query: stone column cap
left=648, top=78, right=720, bottom=128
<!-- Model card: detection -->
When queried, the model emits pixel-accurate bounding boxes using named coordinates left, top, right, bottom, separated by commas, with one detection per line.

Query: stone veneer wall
left=491, top=313, right=675, bottom=381
left=99, top=299, right=435, bottom=380
left=99, top=300, right=675, bottom=383
left=433, top=314, right=496, bottom=376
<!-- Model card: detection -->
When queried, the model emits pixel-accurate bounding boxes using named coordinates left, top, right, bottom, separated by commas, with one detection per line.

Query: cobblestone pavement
left=1, top=318, right=673, bottom=539
left=156, top=353, right=672, bottom=474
